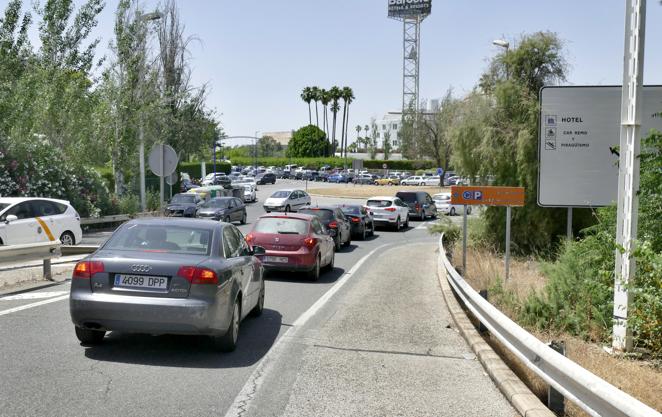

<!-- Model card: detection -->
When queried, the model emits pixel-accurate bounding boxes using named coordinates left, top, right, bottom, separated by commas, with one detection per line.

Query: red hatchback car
left=246, top=213, right=335, bottom=281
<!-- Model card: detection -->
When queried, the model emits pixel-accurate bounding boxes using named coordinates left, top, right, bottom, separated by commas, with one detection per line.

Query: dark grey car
left=196, top=197, right=247, bottom=224
left=69, top=218, right=265, bottom=352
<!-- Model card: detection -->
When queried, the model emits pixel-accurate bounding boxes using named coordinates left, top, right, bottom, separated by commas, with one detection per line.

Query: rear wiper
left=276, top=231, right=300, bottom=234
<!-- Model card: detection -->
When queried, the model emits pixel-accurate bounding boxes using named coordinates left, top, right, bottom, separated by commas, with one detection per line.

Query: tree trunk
left=315, top=102, right=319, bottom=128
left=340, top=104, right=347, bottom=159
left=332, top=111, right=337, bottom=156
left=308, top=102, right=311, bottom=125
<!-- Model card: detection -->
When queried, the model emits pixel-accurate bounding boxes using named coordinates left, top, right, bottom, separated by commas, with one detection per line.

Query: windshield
left=202, top=198, right=231, bottom=209
left=253, top=217, right=308, bottom=235
left=270, top=191, right=291, bottom=199
left=170, top=194, right=195, bottom=204
left=104, top=224, right=212, bottom=255
left=339, top=206, right=361, bottom=215
left=299, top=208, right=334, bottom=221
left=0, top=203, right=10, bottom=212
left=366, top=200, right=392, bottom=208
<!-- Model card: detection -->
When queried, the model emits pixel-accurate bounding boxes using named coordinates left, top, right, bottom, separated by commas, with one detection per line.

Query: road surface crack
left=312, top=343, right=473, bottom=361
left=88, top=363, right=113, bottom=399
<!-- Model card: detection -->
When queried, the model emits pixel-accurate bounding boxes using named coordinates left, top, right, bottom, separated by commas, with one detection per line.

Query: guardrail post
left=43, top=259, right=52, bottom=281
left=548, top=340, right=566, bottom=415
left=479, top=289, right=488, bottom=333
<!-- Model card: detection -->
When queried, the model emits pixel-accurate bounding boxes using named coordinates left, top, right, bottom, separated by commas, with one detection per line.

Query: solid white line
left=0, top=294, right=69, bottom=317
left=1, top=290, right=70, bottom=301
left=223, top=243, right=390, bottom=417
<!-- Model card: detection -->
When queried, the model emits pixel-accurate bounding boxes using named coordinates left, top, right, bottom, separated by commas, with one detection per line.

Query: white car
left=243, top=184, right=257, bottom=203
left=422, top=176, right=442, bottom=186
left=233, top=176, right=257, bottom=189
left=432, top=193, right=472, bottom=216
left=263, top=189, right=311, bottom=212
left=401, top=176, right=426, bottom=186
left=365, top=196, right=410, bottom=231
left=0, top=197, right=82, bottom=246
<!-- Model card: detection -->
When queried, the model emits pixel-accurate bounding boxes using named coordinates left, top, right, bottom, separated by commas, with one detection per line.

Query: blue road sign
left=436, top=168, right=443, bottom=175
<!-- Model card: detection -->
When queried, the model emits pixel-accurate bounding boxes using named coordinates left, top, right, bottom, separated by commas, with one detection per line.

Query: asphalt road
left=0, top=180, right=484, bottom=417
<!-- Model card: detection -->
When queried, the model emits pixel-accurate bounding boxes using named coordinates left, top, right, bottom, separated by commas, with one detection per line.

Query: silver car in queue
left=69, top=218, right=266, bottom=352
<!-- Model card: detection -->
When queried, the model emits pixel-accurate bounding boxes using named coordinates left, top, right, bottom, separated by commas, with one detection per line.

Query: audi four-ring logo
left=131, top=264, right=152, bottom=273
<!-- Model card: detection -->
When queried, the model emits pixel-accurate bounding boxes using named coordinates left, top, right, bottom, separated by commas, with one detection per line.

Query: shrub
left=118, top=194, right=140, bottom=216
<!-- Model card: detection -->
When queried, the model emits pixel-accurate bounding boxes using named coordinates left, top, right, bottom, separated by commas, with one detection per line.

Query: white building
left=371, top=113, right=402, bottom=149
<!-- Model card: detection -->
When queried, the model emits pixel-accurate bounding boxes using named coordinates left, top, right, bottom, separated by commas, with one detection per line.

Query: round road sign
left=165, top=171, right=178, bottom=186
left=148, top=144, right=178, bottom=177
left=382, top=163, right=388, bottom=169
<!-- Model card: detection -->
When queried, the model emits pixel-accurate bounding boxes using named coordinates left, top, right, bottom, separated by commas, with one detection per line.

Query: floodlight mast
left=388, top=2, right=431, bottom=132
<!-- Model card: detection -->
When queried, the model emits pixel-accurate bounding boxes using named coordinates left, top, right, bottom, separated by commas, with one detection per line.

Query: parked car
left=432, top=193, right=471, bottom=216
left=246, top=213, right=335, bottom=281
left=299, top=206, right=351, bottom=250
left=69, top=218, right=265, bottom=352
left=400, top=175, right=426, bottom=186
left=421, top=175, right=443, bottom=186
left=0, top=197, right=82, bottom=246
left=243, top=184, right=257, bottom=203
left=255, top=172, right=276, bottom=185
left=179, top=178, right=200, bottom=192
left=365, top=196, right=410, bottom=231
left=328, top=173, right=349, bottom=183
left=374, top=175, right=401, bottom=186
left=202, top=173, right=232, bottom=187
left=337, top=204, right=374, bottom=240
left=317, top=171, right=329, bottom=182
left=196, top=197, right=247, bottom=224
left=165, top=193, right=205, bottom=218
left=395, top=191, right=437, bottom=220
left=352, top=174, right=374, bottom=185
left=263, top=189, right=311, bottom=213
left=233, top=176, right=258, bottom=190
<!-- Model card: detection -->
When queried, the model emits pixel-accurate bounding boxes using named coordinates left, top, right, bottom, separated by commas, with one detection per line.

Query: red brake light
left=73, top=261, right=104, bottom=279
left=245, top=233, right=255, bottom=244
left=415, top=203, right=421, bottom=210
left=385, top=207, right=397, bottom=212
left=328, top=221, right=338, bottom=228
left=351, top=217, right=360, bottom=223
left=177, top=266, right=219, bottom=285
left=304, top=237, right=317, bottom=249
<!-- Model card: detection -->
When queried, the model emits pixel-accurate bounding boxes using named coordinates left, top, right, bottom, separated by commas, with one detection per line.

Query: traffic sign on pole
left=148, top=144, right=178, bottom=177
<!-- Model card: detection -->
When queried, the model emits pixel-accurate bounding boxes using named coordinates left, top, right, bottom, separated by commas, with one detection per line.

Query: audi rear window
left=104, top=224, right=212, bottom=255
left=366, top=200, right=392, bottom=208
left=254, top=217, right=308, bottom=235
left=298, top=208, right=334, bottom=221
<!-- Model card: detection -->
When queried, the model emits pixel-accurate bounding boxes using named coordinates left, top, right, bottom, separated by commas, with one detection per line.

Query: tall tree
left=355, top=124, right=361, bottom=152
left=383, top=131, right=392, bottom=160
left=300, top=86, right=312, bottom=125
left=320, top=88, right=330, bottom=142
left=310, top=86, right=320, bottom=128
left=419, top=89, right=457, bottom=172
left=363, top=124, right=369, bottom=152
left=329, top=86, right=341, bottom=155
left=340, top=86, right=354, bottom=159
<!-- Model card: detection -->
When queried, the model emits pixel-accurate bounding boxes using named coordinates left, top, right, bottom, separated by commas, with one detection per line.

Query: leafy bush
left=118, top=194, right=140, bottom=216
left=146, top=191, right=161, bottom=212
left=286, top=125, right=328, bottom=157
left=429, top=216, right=461, bottom=244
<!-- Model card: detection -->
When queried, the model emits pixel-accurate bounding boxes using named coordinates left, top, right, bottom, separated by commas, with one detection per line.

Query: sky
left=18, top=0, right=662, bottom=144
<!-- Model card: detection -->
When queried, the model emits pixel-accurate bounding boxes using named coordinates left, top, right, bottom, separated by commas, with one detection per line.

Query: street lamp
left=137, top=10, right=162, bottom=211
left=492, top=39, right=510, bottom=79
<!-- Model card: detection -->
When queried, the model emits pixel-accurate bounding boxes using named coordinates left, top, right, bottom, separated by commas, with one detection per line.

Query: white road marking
left=0, top=295, right=69, bottom=317
left=223, top=243, right=390, bottom=417
left=1, top=290, right=70, bottom=301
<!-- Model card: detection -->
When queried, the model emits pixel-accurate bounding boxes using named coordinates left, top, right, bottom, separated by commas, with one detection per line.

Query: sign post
left=567, top=207, right=573, bottom=240
left=148, top=144, right=178, bottom=209
left=451, top=186, right=525, bottom=280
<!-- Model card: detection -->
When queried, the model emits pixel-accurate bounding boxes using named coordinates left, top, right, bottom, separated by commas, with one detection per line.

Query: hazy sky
left=20, top=1, right=662, bottom=143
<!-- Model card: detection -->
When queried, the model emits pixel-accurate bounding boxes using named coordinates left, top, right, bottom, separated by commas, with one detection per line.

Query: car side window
left=311, top=218, right=324, bottom=235
left=336, top=209, right=346, bottom=221
left=3, top=201, right=34, bottom=220
left=32, top=200, right=59, bottom=217
left=232, top=227, right=251, bottom=256
left=222, top=226, right=241, bottom=258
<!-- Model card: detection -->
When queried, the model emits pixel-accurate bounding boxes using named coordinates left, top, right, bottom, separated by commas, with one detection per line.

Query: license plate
left=114, top=274, right=168, bottom=290
left=264, top=256, right=288, bottom=263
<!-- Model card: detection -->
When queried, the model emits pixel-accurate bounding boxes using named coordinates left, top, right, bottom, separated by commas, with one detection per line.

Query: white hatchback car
left=365, top=196, right=410, bottom=231
left=0, top=197, right=82, bottom=245
left=401, top=176, right=425, bottom=186
left=432, top=193, right=471, bottom=216
left=263, top=189, right=311, bottom=212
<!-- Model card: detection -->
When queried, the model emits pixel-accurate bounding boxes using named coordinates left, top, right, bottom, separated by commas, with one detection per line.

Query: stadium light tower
left=388, top=0, right=432, bottom=116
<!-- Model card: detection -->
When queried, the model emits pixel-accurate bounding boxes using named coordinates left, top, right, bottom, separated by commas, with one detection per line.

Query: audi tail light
left=303, top=237, right=317, bottom=249
left=385, top=207, right=397, bottom=212
left=328, top=221, right=338, bottom=228
left=73, top=261, right=104, bottom=279
left=177, top=266, right=219, bottom=285
left=350, top=217, right=360, bottom=223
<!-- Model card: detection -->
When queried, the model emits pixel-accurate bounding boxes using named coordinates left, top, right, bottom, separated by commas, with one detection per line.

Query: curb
left=436, top=252, right=555, bottom=417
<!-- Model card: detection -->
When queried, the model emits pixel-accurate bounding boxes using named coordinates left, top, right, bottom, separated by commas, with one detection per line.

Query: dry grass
left=450, top=246, right=662, bottom=415
left=307, top=184, right=450, bottom=199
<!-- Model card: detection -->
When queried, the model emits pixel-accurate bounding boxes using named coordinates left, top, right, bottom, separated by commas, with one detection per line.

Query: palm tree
left=354, top=124, right=361, bottom=154
left=320, top=89, right=330, bottom=141
left=340, top=87, right=355, bottom=159
left=329, top=86, right=342, bottom=155
left=363, top=124, right=369, bottom=153
left=311, top=86, right=321, bottom=128
left=300, top=87, right=312, bottom=125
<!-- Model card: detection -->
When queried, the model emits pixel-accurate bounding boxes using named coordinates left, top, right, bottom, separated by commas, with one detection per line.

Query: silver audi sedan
left=69, top=218, right=265, bottom=352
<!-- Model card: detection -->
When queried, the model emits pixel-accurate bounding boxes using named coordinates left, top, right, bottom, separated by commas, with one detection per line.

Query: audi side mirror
left=5, top=214, right=17, bottom=223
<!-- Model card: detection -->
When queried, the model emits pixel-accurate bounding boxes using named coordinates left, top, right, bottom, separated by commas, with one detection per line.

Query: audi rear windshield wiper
left=276, top=231, right=300, bottom=234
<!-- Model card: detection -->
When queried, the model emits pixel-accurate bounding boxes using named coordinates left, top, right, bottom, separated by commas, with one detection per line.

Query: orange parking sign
left=450, top=186, right=525, bottom=207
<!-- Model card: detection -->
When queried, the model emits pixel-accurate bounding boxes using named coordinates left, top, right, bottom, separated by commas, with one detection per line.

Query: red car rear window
left=254, top=217, right=308, bottom=235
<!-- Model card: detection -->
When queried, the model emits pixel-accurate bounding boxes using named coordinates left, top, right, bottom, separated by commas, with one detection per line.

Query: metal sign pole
left=139, top=122, right=146, bottom=212
left=614, top=0, right=646, bottom=353
left=462, top=205, right=468, bottom=275
left=160, top=144, right=165, bottom=209
left=566, top=207, right=573, bottom=240
left=505, top=206, right=512, bottom=281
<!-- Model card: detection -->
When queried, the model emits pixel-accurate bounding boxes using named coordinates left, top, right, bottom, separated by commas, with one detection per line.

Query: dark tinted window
left=32, top=200, right=60, bottom=217
left=171, top=194, right=196, bottom=204
left=340, top=206, right=361, bottom=215
left=254, top=217, right=308, bottom=235
left=4, top=201, right=34, bottom=219
left=366, top=200, right=392, bottom=208
left=395, top=192, right=418, bottom=203
left=203, top=198, right=231, bottom=209
left=299, top=208, right=334, bottom=221
left=105, top=224, right=212, bottom=255
left=0, top=203, right=9, bottom=212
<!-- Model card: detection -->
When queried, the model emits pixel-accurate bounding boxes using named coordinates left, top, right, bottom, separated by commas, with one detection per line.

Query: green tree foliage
left=286, top=125, right=328, bottom=158
left=257, top=135, right=282, bottom=157
left=521, top=131, right=662, bottom=356
left=368, top=119, right=378, bottom=159
left=382, top=131, right=392, bottom=160
left=419, top=90, right=457, bottom=172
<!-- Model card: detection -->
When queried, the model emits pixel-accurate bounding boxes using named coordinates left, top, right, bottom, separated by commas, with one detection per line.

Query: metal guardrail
left=438, top=234, right=661, bottom=417
left=61, top=245, right=99, bottom=256
left=80, top=211, right=161, bottom=226
left=0, top=240, right=62, bottom=280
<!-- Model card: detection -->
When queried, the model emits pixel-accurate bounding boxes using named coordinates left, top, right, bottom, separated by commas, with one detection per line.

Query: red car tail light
left=73, top=261, right=104, bottom=279
left=328, top=221, right=338, bottom=228
left=385, top=207, right=397, bottom=212
left=350, top=217, right=360, bottom=223
left=415, top=203, right=421, bottom=210
left=304, top=237, right=317, bottom=249
left=245, top=233, right=255, bottom=244
left=177, top=266, right=219, bottom=285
